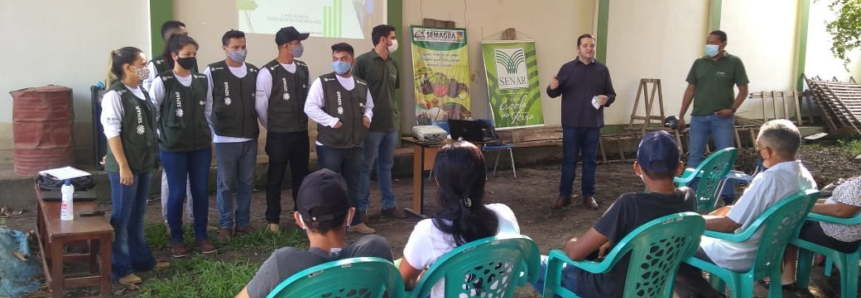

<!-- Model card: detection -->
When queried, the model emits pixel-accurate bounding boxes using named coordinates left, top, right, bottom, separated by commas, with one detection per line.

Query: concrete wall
left=0, top=0, right=151, bottom=167
left=400, top=0, right=595, bottom=129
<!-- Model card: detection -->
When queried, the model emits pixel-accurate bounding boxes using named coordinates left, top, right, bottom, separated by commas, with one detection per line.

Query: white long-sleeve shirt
left=303, top=75, right=374, bottom=145
left=101, top=84, right=147, bottom=139
left=148, top=72, right=195, bottom=119
left=253, top=62, right=311, bottom=129
left=144, top=60, right=160, bottom=92
left=204, top=64, right=253, bottom=143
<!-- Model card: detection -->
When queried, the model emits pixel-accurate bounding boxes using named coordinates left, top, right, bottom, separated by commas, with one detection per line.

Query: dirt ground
left=3, top=143, right=860, bottom=297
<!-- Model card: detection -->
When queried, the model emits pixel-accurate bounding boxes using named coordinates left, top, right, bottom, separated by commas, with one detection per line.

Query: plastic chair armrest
left=704, top=229, right=752, bottom=243
left=548, top=249, right=612, bottom=275
left=675, top=169, right=699, bottom=185
left=807, top=213, right=861, bottom=226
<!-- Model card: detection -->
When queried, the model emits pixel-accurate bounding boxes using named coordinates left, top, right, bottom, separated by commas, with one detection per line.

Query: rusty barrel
left=10, top=86, right=75, bottom=176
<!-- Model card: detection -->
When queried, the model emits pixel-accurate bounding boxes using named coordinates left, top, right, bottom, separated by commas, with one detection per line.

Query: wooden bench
left=34, top=184, right=113, bottom=298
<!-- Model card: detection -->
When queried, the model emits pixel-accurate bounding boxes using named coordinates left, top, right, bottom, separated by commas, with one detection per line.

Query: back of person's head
left=431, top=141, right=499, bottom=246
left=161, top=34, right=199, bottom=70
left=635, top=130, right=683, bottom=181
left=295, top=169, right=352, bottom=234
left=105, top=47, right=143, bottom=86
left=161, top=20, right=187, bottom=40
left=757, top=119, right=801, bottom=160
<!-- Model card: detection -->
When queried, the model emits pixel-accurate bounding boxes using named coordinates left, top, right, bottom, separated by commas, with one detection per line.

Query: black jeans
left=316, top=144, right=364, bottom=225
left=265, top=131, right=310, bottom=224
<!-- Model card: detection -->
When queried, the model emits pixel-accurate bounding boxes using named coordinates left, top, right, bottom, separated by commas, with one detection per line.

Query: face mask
left=291, top=44, right=304, bottom=58
left=387, top=39, right=399, bottom=53
left=133, top=65, right=150, bottom=80
left=332, top=60, right=352, bottom=75
left=227, top=49, right=247, bottom=63
left=176, top=56, right=197, bottom=70
left=705, top=44, right=720, bottom=57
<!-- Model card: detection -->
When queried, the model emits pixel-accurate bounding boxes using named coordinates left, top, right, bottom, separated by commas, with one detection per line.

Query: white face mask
left=387, top=39, right=399, bottom=53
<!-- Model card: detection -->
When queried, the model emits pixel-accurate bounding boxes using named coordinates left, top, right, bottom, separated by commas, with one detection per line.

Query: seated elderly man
left=674, top=119, right=817, bottom=298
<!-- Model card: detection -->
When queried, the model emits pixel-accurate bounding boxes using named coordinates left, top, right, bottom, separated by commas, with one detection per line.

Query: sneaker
left=217, top=228, right=233, bottom=243
left=267, top=223, right=280, bottom=234
left=235, top=225, right=254, bottom=235
left=118, top=273, right=142, bottom=285
left=196, top=240, right=217, bottom=254
left=154, top=261, right=171, bottom=270
left=347, top=223, right=376, bottom=234
left=381, top=207, right=408, bottom=219
left=171, top=243, right=189, bottom=258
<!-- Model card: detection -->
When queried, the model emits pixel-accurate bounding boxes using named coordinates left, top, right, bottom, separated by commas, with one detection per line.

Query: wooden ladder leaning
left=625, top=78, right=684, bottom=152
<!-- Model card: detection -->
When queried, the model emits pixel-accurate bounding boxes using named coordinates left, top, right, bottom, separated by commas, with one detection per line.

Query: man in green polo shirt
left=353, top=24, right=407, bottom=222
left=677, top=30, right=749, bottom=169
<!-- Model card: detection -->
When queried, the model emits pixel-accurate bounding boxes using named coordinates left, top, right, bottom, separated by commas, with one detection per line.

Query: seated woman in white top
left=398, top=141, right=520, bottom=298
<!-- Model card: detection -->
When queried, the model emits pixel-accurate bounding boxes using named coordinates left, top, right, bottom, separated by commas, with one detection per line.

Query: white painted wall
left=604, top=0, right=709, bottom=126
left=0, top=0, right=151, bottom=165
left=401, top=0, right=595, bottom=128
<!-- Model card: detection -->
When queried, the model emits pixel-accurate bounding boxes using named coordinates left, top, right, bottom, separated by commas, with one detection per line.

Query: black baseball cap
left=637, top=131, right=680, bottom=173
left=275, top=26, right=310, bottom=46
left=297, top=169, right=350, bottom=222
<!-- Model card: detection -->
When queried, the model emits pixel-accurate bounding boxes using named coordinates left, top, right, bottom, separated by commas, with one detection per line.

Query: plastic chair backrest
left=682, top=148, right=738, bottom=212
left=265, top=257, right=404, bottom=298
left=408, top=235, right=540, bottom=298
left=604, top=212, right=705, bottom=297
left=748, top=189, right=819, bottom=277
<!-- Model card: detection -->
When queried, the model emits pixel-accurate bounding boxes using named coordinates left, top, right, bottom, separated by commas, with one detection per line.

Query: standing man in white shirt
left=204, top=30, right=260, bottom=242
left=255, top=27, right=311, bottom=234
left=304, top=42, right=376, bottom=234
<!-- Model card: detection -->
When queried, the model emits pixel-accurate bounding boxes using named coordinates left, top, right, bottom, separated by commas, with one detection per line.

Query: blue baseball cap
left=637, top=131, right=680, bottom=172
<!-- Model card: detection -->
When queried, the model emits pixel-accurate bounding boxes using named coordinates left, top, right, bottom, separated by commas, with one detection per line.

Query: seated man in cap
left=235, top=169, right=393, bottom=298
left=530, top=130, right=696, bottom=298
left=674, top=119, right=817, bottom=297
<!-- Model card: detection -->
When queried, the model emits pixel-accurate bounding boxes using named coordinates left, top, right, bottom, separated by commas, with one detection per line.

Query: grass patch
left=838, top=139, right=861, bottom=156
left=145, top=223, right=307, bottom=251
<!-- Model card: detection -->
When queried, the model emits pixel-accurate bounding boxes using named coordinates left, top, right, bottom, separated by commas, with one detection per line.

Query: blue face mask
left=332, top=60, right=352, bottom=75
left=705, top=44, right=720, bottom=57
left=291, top=44, right=304, bottom=58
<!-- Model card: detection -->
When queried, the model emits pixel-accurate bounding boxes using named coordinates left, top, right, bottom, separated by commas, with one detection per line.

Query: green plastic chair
left=265, top=257, right=405, bottom=298
left=542, top=212, right=705, bottom=298
left=792, top=211, right=861, bottom=298
left=406, top=234, right=540, bottom=298
left=674, top=147, right=738, bottom=213
left=684, top=189, right=820, bottom=298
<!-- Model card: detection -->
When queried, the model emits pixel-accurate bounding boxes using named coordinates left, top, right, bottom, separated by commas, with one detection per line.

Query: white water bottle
left=60, top=179, right=74, bottom=221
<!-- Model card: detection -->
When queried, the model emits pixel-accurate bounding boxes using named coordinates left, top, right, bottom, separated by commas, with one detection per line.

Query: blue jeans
left=688, top=115, right=735, bottom=168
left=559, top=127, right=600, bottom=197
left=530, top=255, right=578, bottom=297
left=316, top=145, right=364, bottom=225
left=108, top=172, right=156, bottom=279
left=160, top=147, right=212, bottom=243
left=358, top=131, right=399, bottom=211
left=215, top=141, right=257, bottom=229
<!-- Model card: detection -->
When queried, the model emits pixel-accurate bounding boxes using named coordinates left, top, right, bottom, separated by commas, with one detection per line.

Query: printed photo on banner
left=481, top=40, right=545, bottom=129
left=410, top=26, right=471, bottom=125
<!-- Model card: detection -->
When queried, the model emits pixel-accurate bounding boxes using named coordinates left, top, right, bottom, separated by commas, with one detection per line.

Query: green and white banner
left=411, top=26, right=472, bottom=123
left=481, top=40, right=544, bottom=129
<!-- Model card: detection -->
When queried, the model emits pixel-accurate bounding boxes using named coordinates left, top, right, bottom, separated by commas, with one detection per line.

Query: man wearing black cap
left=234, top=169, right=393, bottom=298
left=530, top=131, right=696, bottom=297
left=255, top=26, right=312, bottom=234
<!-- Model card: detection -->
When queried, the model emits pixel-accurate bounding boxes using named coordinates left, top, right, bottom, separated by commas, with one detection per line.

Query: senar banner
left=481, top=40, right=545, bottom=129
left=410, top=26, right=471, bottom=124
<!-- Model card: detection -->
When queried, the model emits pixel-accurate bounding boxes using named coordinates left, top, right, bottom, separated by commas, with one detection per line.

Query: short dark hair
left=641, top=163, right=677, bottom=180
left=709, top=30, right=727, bottom=42
left=221, top=30, right=245, bottom=46
left=577, top=33, right=595, bottom=47
left=160, top=20, right=186, bottom=40
left=331, top=42, right=354, bottom=56
left=371, top=24, right=396, bottom=46
left=303, top=209, right=348, bottom=234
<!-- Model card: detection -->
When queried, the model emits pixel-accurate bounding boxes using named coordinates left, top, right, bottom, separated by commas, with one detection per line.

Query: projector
left=412, top=125, right=447, bottom=143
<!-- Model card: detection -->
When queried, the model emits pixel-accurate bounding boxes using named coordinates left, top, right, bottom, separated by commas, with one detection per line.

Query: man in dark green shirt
left=677, top=30, right=749, bottom=169
left=353, top=24, right=407, bottom=221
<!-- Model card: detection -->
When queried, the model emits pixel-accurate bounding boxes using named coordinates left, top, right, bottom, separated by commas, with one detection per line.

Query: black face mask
left=176, top=57, right=197, bottom=70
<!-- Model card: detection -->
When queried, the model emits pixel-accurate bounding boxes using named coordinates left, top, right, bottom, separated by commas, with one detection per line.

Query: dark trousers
left=265, top=131, right=310, bottom=224
left=316, top=144, right=364, bottom=225
left=559, top=127, right=600, bottom=198
left=160, top=147, right=212, bottom=243
left=674, top=248, right=726, bottom=298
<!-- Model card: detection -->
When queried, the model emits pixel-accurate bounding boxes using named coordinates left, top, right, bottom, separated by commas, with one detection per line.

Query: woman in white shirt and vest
left=398, top=141, right=520, bottom=298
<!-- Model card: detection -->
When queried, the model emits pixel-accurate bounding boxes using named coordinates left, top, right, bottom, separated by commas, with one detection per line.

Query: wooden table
left=34, top=185, right=114, bottom=298
left=401, top=137, right=443, bottom=217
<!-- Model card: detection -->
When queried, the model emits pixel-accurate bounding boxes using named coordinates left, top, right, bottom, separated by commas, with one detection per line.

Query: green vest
left=316, top=73, right=369, bottom=149
left=264, top=59, right=309, bottom=132
left=208, top=60, right=260, bottom=139
left=104, top=82, right=159, bottom=174
left=153, top=57, right=199, bottom=74
left=157, top=71, right=212, bottom=151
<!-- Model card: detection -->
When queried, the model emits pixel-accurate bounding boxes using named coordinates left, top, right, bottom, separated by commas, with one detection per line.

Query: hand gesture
left=334, top=121, right=343, bottom=128
left=597, top=95, right=609, bottom=106
left=362, top=116, right=371, bottom=129
left=549, top=75, right=559, bottom=90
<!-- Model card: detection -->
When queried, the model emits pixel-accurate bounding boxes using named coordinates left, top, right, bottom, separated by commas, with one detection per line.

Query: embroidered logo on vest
left=175, top=92, right=184, bottom=117
left=281, top=77, right=290, bottom=100
left=135, top=106, right=145, bottom=135
left=336, top=91, right=344, bottom=115
left=223, top=81, right=231, bottom=105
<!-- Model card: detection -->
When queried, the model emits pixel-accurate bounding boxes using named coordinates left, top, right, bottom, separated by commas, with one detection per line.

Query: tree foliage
left=824, top=0, right=861, bottom=69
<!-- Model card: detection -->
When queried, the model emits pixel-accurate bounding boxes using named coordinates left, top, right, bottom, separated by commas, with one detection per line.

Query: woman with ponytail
left=101, top=47, right=168, bottom=285
left=398, top=141, right=520, bottom=297
left=148, top=34, right=216, bottom=257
